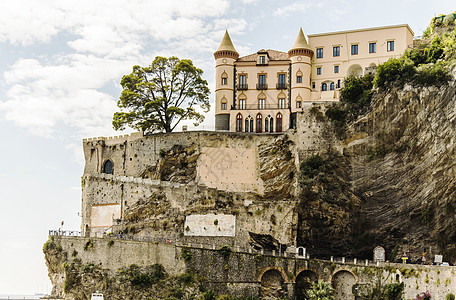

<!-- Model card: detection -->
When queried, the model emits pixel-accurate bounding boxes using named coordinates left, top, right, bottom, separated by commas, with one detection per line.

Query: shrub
left=181, top=247, right=192, bottom=261
left=83, top=239, right=93, bottom=251
left=218, top=246, right=231, bottom=258
left=415, top=291, right=431, bottom=300
left=446, top=293, right=455, bottom=300
left=307, top=281, right=334, bottom=300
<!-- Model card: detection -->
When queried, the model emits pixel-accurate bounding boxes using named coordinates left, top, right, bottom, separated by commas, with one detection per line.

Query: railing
left=50, top=231, right=444, bottom=267
left=256, top=83, right=268, bottom=90
left=236, top=84, right=248, bottom=90
left=276, top=83, right=288, bottom=90
left=49, top=230, right=82, bottom=237
left=234, top=104, right=289, bottom=110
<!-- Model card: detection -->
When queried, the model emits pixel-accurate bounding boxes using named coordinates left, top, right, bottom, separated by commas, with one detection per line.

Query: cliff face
left=342, top=80, right=456, bottom=261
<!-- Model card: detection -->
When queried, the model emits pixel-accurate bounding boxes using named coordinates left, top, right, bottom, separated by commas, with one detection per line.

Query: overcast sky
left=0, top=0, right=454, bottom=295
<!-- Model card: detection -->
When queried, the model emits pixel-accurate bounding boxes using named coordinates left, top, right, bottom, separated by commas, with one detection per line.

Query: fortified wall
left=80, top=104, right=331, bottom=251
left=45, top=235, right=456, bottom=300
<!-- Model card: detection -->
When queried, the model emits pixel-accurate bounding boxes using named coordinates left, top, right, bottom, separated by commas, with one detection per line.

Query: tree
left=113, top=56, right=210, bottom=133
left=307, top=281, right=334, bottom=300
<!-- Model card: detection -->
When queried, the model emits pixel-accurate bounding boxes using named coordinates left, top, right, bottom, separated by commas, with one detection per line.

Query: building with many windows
left=214, top=24, right=414, bottom=132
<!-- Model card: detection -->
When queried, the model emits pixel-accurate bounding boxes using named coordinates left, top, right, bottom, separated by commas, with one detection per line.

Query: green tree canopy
left=113, top=56, right=210, bottom=133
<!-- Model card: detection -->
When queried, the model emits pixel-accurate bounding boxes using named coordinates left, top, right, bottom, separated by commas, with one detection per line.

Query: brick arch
left=292, top=267, right=321, bottom=283
left=258, top=266, right=290, bottom=283
left=331, top=268, right=358, bottom=300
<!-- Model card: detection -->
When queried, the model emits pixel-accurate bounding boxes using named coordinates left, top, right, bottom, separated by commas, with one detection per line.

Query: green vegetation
left=217, top=246, right=232, bottom=258
left=181, top=247, right=192, bottom=261
left=113, top=56, right=210, bottom=133
left=325, top=74, right=374, bottom=137
left=107, top=239, right=114, bottom=247
left=83, top=239, right=93, bottom=251
left=368, top=282, right=404, bottom=300
left=119, top=264, right=165, bottom=289
left=307, top=281, right=334, bottom=300
left=446, top=293, right=455, bottom=300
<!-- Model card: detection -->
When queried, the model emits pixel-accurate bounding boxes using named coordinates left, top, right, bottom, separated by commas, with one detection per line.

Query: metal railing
left=49, top=230, right=81, bottom=237
left=236, top=84, right=248, bottom=90
left=234, top=104, right=289, bottom=110
left=256, top=83, right=268, bottom=90
left=276, top=83, right=288, bottom=90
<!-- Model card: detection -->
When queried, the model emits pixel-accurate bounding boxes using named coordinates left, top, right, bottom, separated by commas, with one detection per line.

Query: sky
left=0, top=0, right=454, bottom=295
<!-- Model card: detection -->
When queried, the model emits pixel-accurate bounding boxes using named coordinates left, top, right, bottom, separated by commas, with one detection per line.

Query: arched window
left=276, top=113, right=283, bottom=132
left=296, top=95, right=302, bottom=108
left=265, top=115, right=273, bottom=133
left=322, top=83, right=327, bottom=91
left=245, top=116, right=253, bottom=132
left=103, top=159, right=114, bottom=174
left=236, top=113, right=243, bottom=132
left=256, top=113, right=263, bottom=133
left=221, top=96, right=227, bottom=110
left=221, top=71, right=228, bottom=85
left=238, top=94, right=246, bottom=109
left=330, top=82, right=335, bottom=90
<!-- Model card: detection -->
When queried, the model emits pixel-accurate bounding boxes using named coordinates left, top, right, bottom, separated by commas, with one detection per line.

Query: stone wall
left=46, top=236, right=456, bottom=300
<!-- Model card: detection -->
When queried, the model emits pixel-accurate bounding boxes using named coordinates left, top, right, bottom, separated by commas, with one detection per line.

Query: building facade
left=214, top=25, right=414, bottom=132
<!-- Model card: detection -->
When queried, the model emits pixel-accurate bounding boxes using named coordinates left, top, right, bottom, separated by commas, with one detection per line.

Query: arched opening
left=103, top=159, right=114, bottom=174
left=221, top=71, right=228, bottom=85
left=330, top=82, right=335, bottom=90
left=256, top=113, right=263, bottom=133
left=347, top=64, right=363, bottom=77
left=321, top=83, right=327, bottom=91
left=245, top=116, right=253, bottom=132
left=261, top=269, right=286, bottom=299
left=332, top=270, right=356, bottom=300
left=236, top=113, right=243, bottom=132
left=295, top=270, right=318, bottom=300
left=276, top=113, right=282, bottom=132
left=265, top=115, right=273, bottom=133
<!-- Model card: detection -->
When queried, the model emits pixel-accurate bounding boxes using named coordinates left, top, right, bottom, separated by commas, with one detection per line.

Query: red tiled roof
left=237, top=49, right=289, bottom=62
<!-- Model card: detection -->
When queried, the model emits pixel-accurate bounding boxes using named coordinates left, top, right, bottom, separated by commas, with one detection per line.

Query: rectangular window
left=316, top=67, right=321, bottom=75
left=334, top=65, right=339, bottom=73
left=297, top=101, right=302, bottom=108
left=258, top=74, right=266, bottom=89
left=369, top=42, right=376, bottom=53
left=239, top=75, right=247, bottom=89
left=297, top=75, right=302, bottom=83
left=312, top=82, right=315, bottom=90
left=239, top=99, right=246, bottom=109
left=351, top=44, right=358, bottom=55
left=222, top=77, right=227, bottom=85
left=387, top=41, right=395, bottom=52
left=333, top=46, right=340, bottom=57
left=278, top=98, right=286, bottom=109
left=259, top=55, right=266, bottom=64
left=316, top=48, right=323, bottom=58
left=221, top=102, right=227, bottom=110
left=258, top=99, right=265, bottom=109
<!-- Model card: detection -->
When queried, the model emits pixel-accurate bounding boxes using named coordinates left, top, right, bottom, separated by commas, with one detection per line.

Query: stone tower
left=214, top=30, right=239, bottom=131
left=288, top=28, right=313, bottom=105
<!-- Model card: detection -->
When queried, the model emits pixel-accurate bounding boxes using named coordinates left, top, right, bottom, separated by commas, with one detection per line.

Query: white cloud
left=0, top=0, right=236, bottom=138
left=0, top=173, right=7, bottom=177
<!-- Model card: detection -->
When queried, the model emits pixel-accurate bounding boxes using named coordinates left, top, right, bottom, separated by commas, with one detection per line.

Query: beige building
left=214, top=24, right=414, bottom=132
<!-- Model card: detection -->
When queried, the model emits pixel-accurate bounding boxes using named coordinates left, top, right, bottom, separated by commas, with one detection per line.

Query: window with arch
left=322, top=83, right=327, bottom=91
left=236, top=113, right=243, bottom=132
left=245, top=116, right=253, bottom=132
left=256, top=113, right=263, bottom=133
left=276, top=113, right=283, bottom=132
left=296, top=70, right=303, bottom=83
left=265, top=115, right=273, bottom=133
left=103, top=159, right=114, bottom=174
left=330, top=82, right=335, bottom=90
left=221, top=101, right=227, bottom=110
left=221, top=72, right=228, bottom=85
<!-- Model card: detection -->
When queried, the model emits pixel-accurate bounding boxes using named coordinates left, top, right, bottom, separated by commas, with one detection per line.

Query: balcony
left=235, top=104, right=289, bottom=110
left=256, top=83, right=268, bottom=90
left=236, top=84, right=248, bottom=90
left=276, top=83, right=288, bottom=90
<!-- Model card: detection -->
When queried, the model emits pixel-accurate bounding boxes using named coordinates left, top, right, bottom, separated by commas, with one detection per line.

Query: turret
left=289, top=28, right=313, bottom=108
left=214, top=30, right=238, bottom=131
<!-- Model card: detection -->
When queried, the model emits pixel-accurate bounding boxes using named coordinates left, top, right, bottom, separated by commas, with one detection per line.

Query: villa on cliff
left=214, top=25, right=414, bottom=132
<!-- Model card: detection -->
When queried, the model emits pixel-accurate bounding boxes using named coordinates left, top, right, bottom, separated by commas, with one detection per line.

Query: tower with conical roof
left=288, top=28, right=313, bottom=107
left=214, top=30, right=239, bottom=131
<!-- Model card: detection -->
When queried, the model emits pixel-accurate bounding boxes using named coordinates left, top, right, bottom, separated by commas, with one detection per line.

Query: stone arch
left=294, top=269, right=319, bottom=300
left=347, top=64, right=363, bottom=77
left=259, top=267, right=288, bottom=299
left=331, top=269, right=357, bottom=300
